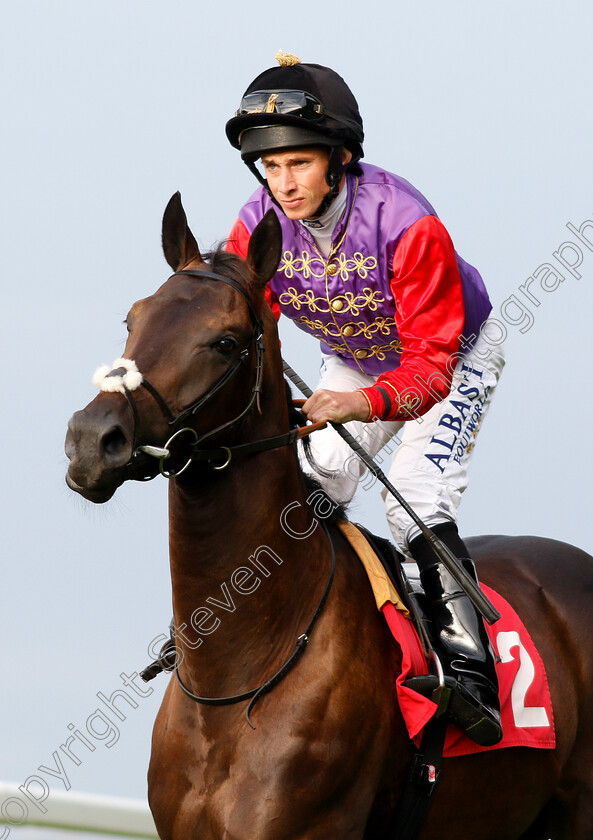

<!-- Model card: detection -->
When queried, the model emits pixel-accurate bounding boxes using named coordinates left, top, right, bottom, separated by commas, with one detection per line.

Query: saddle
left=349, top=524, right=496, bottom=730
left=340, top=520, right=555, bottom=758
left=339, top=521, right=432, bottom=654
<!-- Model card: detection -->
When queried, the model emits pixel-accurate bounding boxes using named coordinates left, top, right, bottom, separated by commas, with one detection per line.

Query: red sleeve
left=359, top=215, right=465, bottom=422
left=227, top=217, right=280, bottom=320
left=226, top=217, right=250, bottom=259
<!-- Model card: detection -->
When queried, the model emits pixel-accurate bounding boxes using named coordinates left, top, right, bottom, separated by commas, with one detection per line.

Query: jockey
left=225, top=52, right=504, bottom=746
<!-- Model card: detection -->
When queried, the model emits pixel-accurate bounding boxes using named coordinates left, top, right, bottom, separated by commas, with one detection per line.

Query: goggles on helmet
left=236, top=90, right=324, bottom=122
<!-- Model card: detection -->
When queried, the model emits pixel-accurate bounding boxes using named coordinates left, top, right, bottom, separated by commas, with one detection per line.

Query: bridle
left=116, top=268, right=265, bottom=478
left=116, top=266, right=337, bottom=725
left=160, top=269, right=266, bottom=426
left=96, top=268, right=325, bottom=480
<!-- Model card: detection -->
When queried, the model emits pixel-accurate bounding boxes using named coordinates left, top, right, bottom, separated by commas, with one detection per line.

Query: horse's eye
left=215, top=337, right=238, bottom=354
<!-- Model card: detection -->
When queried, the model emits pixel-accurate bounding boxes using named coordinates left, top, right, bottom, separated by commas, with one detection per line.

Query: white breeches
left=298, top=335, right=505, bottom=554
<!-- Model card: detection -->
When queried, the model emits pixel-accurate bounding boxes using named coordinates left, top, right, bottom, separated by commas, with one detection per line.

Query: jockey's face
left=261, top=146, right=349, bottom=220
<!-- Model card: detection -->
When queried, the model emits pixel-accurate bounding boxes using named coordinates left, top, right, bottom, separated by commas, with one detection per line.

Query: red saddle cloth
left=382, top=585, right=556, bottom=756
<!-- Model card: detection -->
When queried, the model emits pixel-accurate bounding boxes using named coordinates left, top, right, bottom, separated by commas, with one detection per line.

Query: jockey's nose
left=278, top=168, right=296, bottom=193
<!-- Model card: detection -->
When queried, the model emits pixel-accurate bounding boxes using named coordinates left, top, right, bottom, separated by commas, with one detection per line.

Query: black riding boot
left=407, top=523, right=502, bottom=747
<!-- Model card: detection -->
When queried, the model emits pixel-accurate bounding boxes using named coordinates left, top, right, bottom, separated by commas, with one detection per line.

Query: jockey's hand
left=302, top=389, right=371, bottom=424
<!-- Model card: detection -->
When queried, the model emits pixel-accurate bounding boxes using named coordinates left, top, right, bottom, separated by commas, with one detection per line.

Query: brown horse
left=65, top=193, right=593, bottom=839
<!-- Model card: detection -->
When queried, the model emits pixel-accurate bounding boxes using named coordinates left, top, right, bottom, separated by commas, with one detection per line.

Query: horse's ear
left=162, top=192, right=202, bottom=270
left=246, top=210, right=282, bottom=288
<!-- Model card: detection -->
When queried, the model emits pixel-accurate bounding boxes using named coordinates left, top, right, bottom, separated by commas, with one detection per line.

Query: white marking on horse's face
left=92, top=357, right=143, bottom=394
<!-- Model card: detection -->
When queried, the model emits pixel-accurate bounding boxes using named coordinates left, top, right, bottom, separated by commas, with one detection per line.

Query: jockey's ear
left=246, top=209, right=282, bottom=288
left=162, top=192, right=202, bottom=271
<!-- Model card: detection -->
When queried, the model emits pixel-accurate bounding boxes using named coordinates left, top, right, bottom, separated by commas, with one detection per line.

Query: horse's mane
left=204, top=246, right=254, bottom=290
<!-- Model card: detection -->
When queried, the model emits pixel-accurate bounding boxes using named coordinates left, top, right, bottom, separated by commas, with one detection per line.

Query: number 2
left=496, top=630, right=550, bottom=728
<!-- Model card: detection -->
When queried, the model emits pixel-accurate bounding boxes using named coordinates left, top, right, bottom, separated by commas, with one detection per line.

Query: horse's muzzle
left=65, top=396, right=134, bottom=503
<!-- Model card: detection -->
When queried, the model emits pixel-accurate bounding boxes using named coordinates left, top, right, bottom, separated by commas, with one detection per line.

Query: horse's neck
left=167, top=434, right=329, bottom=697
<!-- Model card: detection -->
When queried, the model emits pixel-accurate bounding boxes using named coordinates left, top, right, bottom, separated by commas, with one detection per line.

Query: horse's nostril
left=65, top=428, right=75, bottom=462
left=102, top=426, right=129, bottom=457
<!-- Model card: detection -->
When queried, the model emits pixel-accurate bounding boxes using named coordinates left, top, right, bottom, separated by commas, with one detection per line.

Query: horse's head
left=65, top=193, right=282, bottom=502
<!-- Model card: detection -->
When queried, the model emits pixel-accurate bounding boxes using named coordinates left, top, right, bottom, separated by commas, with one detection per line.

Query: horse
left=65, top=193, right=593, bottom=839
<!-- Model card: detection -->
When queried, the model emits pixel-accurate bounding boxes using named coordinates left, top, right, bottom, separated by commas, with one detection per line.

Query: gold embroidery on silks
left=398, top=396, right=422, bottom=418
left=366, top=340, right=403, bottom=361
left=382, top=381, right=422, bottom=416
left=279, top=287, right=385, bottom=316
left=340, top=252, right=377, bottom=280
left=279, top=249, right=378, bottom=282
left=349, top=339, right=404, bottom=361
left=296, top=314, right=398, bottom=341
left=309, top=337, right=403, bottom=361
left=276, top=232, right=397, bottom=370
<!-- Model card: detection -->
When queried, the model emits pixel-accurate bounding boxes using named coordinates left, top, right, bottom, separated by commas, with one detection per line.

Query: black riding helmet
left=226, top=55, right=364, bottom=217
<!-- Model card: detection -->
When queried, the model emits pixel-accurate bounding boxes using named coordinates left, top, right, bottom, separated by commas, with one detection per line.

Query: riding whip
left=282, top=359, right=501, bottom=625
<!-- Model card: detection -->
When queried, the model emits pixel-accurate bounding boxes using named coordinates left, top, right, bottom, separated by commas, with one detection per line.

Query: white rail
left=0, top=783, right=158, bottom=837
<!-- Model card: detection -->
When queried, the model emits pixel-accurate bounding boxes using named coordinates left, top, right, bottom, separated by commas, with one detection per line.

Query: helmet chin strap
left=243, top=145, right=344, bottom=219
left=310, top=145, right=343, bottom=219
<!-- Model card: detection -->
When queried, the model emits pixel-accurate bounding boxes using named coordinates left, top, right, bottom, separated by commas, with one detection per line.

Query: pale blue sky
left=2, top=0, right=592, bottom=831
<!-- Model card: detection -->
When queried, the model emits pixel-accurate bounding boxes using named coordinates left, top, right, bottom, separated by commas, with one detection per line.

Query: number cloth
left=383, top=588, right=556, bottom=757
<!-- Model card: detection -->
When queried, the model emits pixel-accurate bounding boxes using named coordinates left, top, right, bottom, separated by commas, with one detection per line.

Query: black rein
left=173, top=521, right=336, bottom=729
left=134, top=267, right=337, bottom=726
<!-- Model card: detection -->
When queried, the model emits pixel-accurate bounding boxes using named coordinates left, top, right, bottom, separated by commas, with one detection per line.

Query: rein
left=170, top=521, right=336, bottom=729
left=128, top=266, right=336, bottom=729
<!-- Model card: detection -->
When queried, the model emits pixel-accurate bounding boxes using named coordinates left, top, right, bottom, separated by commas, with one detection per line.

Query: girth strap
left=389, top=714, right=447, bottom=839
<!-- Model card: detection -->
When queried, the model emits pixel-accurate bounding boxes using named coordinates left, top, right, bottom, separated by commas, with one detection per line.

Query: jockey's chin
left=276, top=196, right=317, bottom=219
